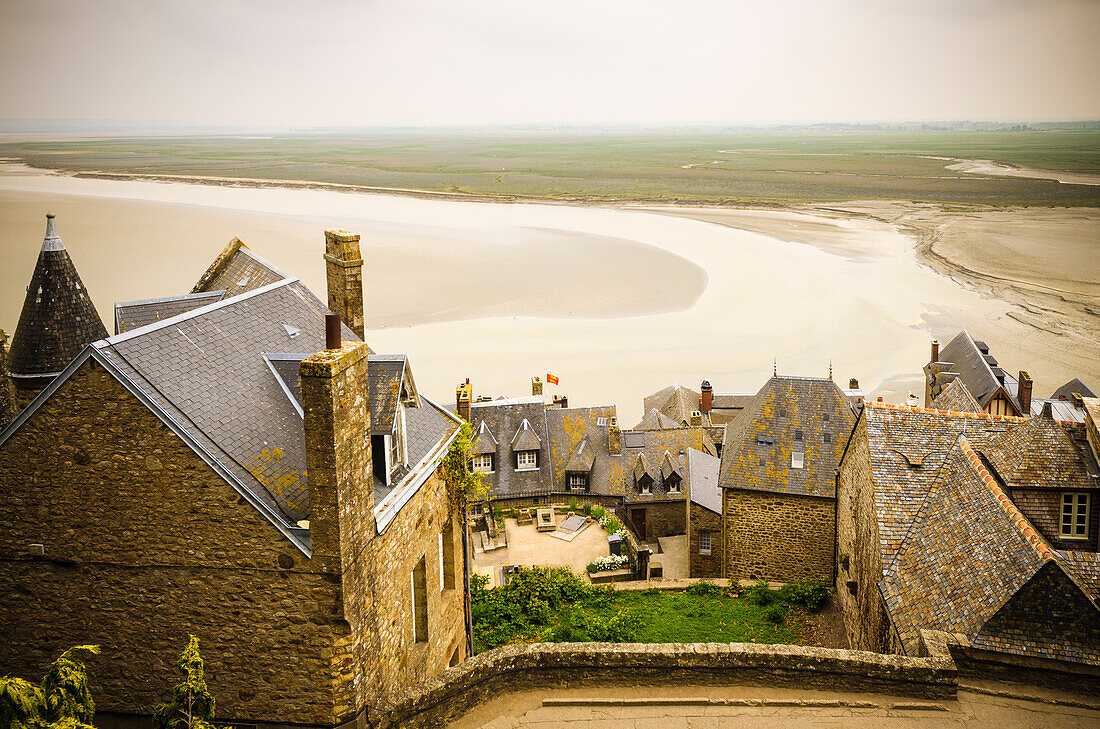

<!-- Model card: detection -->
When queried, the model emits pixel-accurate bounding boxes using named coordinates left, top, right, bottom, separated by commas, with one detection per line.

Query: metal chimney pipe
left=325, top=313, right=342, bottom=350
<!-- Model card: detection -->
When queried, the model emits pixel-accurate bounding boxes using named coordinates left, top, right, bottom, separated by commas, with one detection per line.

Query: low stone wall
left=377, top=642, right=958, bottom=728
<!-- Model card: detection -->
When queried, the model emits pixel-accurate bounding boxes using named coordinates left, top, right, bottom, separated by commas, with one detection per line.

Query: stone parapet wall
left=377, top=642, right=958, bottom=728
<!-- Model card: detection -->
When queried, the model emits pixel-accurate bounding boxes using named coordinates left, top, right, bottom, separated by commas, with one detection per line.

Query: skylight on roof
left=792, top=451, right=805, bottom=469
left=282, top=324, right=301, bottom=338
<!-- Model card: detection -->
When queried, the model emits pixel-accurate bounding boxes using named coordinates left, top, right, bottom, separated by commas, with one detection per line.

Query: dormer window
left=569, top=473, right=588, bottom=490
left=637, top=474, right=653, bottom=495
left=472, top=454, right=495, bottom=474
left=516, top=450, right=539, bottom=470
left=1061, top=492, right=1090, bottom=539
left=665, top=474, right=681, bottom=493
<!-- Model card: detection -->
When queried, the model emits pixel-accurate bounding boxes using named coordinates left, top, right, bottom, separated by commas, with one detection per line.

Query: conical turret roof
left=7, top=214, right=108, bottom=383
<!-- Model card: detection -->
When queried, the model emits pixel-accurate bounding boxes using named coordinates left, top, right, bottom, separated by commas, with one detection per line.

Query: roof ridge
left=866, top=399, right=1028, bottom=422
left=958, top=437, right=1053, bottom=561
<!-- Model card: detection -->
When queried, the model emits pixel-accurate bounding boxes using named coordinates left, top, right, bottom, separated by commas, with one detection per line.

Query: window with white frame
left=699, top=530, right=713, bottom=555
left=569, top=473, right=588, bottom=490
left=516, top=450, right=538, bottom=469
left=472, top=454, right=494, bottom=474
left=1061, top=492, right=1090, bottom=539
left=791, top=451, right=805, bottom=469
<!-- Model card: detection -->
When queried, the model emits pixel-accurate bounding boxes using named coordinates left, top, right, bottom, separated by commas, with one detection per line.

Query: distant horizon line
left=2, top=119, right=1100, bottom=136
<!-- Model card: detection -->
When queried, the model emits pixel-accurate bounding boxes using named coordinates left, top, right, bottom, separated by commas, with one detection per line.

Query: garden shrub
left=778, top=579, right=831, bottom=611
left=747, top=580, right=775, bottom=606
left=685, top=580, right=724, bottom=596
left=764, top=603, right=787, bottom=625
left=582, top=503, right=592, bottom=516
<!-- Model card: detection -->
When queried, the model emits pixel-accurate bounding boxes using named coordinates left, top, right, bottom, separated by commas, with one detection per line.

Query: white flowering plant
left=586, top=554, right=631, bottom=573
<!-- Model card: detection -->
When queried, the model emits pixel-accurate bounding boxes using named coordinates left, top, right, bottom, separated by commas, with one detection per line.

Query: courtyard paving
left=472, top=516, right=614, bottom=586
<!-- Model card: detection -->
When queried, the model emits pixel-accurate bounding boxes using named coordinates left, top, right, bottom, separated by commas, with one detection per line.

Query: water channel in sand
left=0, top=164, right=1089, bottom=425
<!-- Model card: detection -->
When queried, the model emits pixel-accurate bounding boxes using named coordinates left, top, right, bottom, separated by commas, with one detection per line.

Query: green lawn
left=471, top=568, right=824, bottom=653
left=4, top=129, right=1099, bottom=207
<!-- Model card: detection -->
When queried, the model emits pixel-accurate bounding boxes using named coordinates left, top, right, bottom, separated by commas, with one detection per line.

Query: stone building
left=925, top=331, right=1096, bottom=422
left=718, top=375, right=859, bottom=583
left=6, top=214, right=108, bottom=410
left=0, top=234, right=470, bottom=727
left=685, top=448, right=722, bottom=577
left=836, top=399, right=1100, bottom=670
left=461, top=381, right=717, bottom=544
left=0, top=329, right=17, bottom=429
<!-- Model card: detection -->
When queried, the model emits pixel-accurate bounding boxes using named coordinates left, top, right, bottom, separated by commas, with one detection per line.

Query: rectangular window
left=794, top=429, right=803, bottom=441
left=516, top=450, right=538, bottom=469
left=699, top=530, right=712, bottom=555
left=791, top=451, right=805, bottom=469
left=472, top=453, right=494, bottom=474
left=569, top=473, right=587, bottom=490
left=441, top=521, right=456, bottom=590
left=823, top=432, right=831, bottom=443
left=823, top=412, right=830, bottom=422
left=1061, top=492, right=1090, bottom=539
left=597, top=417, right=608, bottom=426
left=411, top=557, right=428, bottom=643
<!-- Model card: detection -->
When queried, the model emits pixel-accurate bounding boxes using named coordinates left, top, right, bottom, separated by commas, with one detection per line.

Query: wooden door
left=630, top=508, right=647, bottom=542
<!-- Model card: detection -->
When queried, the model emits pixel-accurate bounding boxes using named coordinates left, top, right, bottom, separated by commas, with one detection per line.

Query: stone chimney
left=456, top=379, right=472, bottom=422
left=608, top=416, right=621, bottom=455
left=849, top=378, right=859, bottom=390
left=532, top=376, right=543, bottom=397
left=560, top=395, right=568, bottom=409
left=1018, top=371, right=1033, bottom=415
left=324, top=229, right=365, bottom=340
left=700, top=379, right=713, bottom=414
left=299, top=331, right=373, bottom=574
left=689, top=410, right=704, bottom=427
left=931, top=340, right=939, bottom=364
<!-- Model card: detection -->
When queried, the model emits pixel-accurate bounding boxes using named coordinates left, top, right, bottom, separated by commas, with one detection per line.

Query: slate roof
left=981, top=412, right=1099, bottom=491
left=469, top=396, right=553, bottom=498
left=633, top=407, right=681, bottom=430
left=709, top=393, right=756, bottom=424
left=546, top=405, right=617, bottom=494
left=719, top=376, right=857, bottom=498
left=644, top=384, right=700, bottom=427
left=1052, top=378, right=1097, bottom=401
left=611, top=426, right=716, bottom=504
left=858, top=402, right=1018, bottom=564
left=3, top=244, right=458, bottom=553
left=191, top=239, right=291, bottom=299
left=687, top=448, right=722, bottom=514
left=1030, top=398, right=1087, bottom=424
left=8, top=215, right=109, bottom=380
left=928, top=331, right=1021, bottom=413
left=114, top=291, right=227, bottom=334
left=564, top=435, right=597, bottom=473
left=511, top=419, right=542, bottom=452
left=930, top=378, right=982, bottom=414
left=880, top=437, right=1100, bottom=664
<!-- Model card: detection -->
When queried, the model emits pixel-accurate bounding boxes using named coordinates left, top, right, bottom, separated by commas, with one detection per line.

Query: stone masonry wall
left=688, top=503, right=723, bottom=578
left=0, top=358, right=342, bottom=723
left=625, top=500, right=686, bottom=542
left=379, top=642, right=958, bottom=728
left=835, top=417, right=899, bottom=654
left=723, top=489, right=834, bottom=583
left=364, top=468, right=468, bottom=711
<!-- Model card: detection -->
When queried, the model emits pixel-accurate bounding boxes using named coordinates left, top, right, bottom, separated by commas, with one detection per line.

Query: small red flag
left=546, top=373, right=559, bottom=385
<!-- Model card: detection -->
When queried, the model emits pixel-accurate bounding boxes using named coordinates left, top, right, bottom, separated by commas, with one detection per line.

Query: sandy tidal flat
left=0, top=165, right=1096, bottom=425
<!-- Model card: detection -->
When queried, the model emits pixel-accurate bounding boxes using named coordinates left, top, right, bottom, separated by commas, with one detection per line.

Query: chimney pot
left=532, top=376, right=543, bottom=396
left=560, top=395, right=568, bottom=409
left=931, top=340, right=940, bottom=363
left=1041, top=401, right=1053, bottom=420
left=700, top=379, right=713, bottom=414
left=325, top=313, right=342, bottom=350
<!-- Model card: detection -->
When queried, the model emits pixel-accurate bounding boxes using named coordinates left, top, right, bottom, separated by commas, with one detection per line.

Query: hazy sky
left=2, top=0, right=1098, bottom=128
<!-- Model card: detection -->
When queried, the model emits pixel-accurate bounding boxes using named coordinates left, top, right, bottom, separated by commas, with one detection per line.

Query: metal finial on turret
left=829, top=359, right=833, bottom=381
left=41, top=213, right=65, bottom=252
left=773, top=358, right=777, bottom=377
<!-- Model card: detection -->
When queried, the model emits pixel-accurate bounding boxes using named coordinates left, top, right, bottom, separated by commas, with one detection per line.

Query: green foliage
left=581, top=502, right=592, bottom=516
left=472, top=569, right=806, bottom=651
left=685, top=580, right=723, bottom=596
left=152, top=636, right=218, bottom=729
left=0, top=645, right=99, bottom=729
left=568, top=497, right=579, bottom=512
left=441, top=422, right=485, bottom=515
left=764, top=603, right=788, bottom=625
left=746, top=580, right=776, bottom=606
left=778, top=579, right=832, bottom=612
